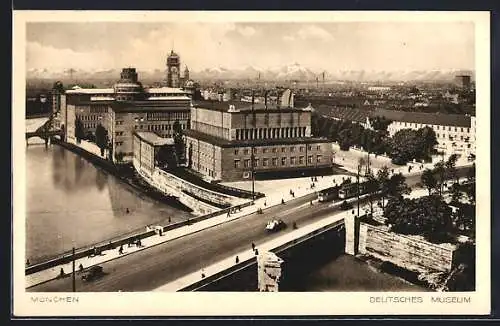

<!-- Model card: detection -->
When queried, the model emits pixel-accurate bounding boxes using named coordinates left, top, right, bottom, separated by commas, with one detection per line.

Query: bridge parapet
left=166, top=213, right=346, bottom=292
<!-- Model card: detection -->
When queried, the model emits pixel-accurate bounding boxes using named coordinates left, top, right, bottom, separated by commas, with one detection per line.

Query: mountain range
left=26, top=63, right=474, bottom=83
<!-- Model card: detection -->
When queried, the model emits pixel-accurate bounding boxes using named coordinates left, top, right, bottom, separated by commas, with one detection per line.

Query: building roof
left=185, top=129, right=330, bottom=148
left=134, top=131, right=175, bottom=146
left=323, top=107, right=471, bottom=128
left=66, top=88, right=114, bottom=94
left=371, top=109, right=471, bottom=128
left=145, top=87, right=189, bottom=94
left=192, top=100, right=307, bottom=113
left=323, top=107, right=372, bottom=124
left=147, top=96, right=192, bottom=101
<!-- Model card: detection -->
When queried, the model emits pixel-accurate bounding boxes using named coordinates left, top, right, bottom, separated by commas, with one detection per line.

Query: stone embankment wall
left=358, top=223, right=456, bottom=273
left=134, top=161, right=240, bottom=216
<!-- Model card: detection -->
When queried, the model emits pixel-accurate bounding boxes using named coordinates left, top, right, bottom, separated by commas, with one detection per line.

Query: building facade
left=58, top=67, right=192, bottom=163
left=185, top=94, right=334, bottom=181
left=133, top=131, right=175, bottom=178
left=373, top=109, right=476, bottom=159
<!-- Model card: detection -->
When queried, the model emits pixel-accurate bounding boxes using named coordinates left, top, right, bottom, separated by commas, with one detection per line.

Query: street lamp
left=357, top=163, right=362, bottom=217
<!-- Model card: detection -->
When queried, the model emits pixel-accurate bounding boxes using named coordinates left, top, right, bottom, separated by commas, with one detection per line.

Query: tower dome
left=113, top=67, right=144, bottom=101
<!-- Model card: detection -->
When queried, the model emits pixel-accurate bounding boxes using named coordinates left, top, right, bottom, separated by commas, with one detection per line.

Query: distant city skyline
left=26, top=22, right=475, bottom=73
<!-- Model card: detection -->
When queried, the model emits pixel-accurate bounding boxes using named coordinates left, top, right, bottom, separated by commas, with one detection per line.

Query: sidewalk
left=25, top=174, right=347, bottom=289
left=154, top=210, right=348, bottom=292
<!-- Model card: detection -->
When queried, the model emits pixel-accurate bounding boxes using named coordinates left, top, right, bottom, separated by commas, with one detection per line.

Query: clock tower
left=166, top=50, right=181, bottom=88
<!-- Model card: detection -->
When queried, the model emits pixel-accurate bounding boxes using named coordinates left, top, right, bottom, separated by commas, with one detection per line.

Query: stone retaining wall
left=358, top=223, right=456, bottom=273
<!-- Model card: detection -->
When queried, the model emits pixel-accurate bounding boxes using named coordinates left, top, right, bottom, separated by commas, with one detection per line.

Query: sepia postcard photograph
left=12, top=10, right=491, bottom=316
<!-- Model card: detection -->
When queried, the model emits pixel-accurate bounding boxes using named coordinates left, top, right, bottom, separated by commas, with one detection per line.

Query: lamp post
left=72, top=246, right=76, bottom=292
left=357, top=163, right=362, bottom=217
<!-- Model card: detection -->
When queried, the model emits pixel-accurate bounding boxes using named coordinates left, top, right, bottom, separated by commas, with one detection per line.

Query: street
left=28, top=167, right=469, bottom=292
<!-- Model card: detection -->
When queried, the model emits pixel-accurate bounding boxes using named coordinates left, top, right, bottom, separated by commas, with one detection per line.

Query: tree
left=338, top=128, right=352, bottom=151
left=370, top=116, right=392, bottom=132
left=155, top=146, right=178, bottom=169
left=377, top=166, right=391, bottom=212
left=387, top=173, right=411, bottom=199
left=452, top=204, right=475, bottom=233
left=450, top=183, right=463, bottom=204
left=466, top=163, right=475, bottom=182
left=445, top=154, right=459, bottom=184
left=74, top=117, right=85, bottom=143
left=95, top=124, right=108, bottom=157
left=433, top=161, right=447, bottom=196
left=385, top=195, right=453, bottom=243
left=114, top=151, right=125, bottom=163
left=172, top=120, right=185, bottom=164
left=364, top=171, right=380, bottom=216
left=416, top=126, right=438, bottom=159
left=421, top=168, right=437, bottom=196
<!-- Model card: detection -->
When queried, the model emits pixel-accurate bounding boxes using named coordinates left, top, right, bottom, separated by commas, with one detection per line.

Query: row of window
left=146, top=112, right=189, bottom=121
left=83, top=123, right=97, bottom=129
left=90, top=106, right=108, bottom=113
left=235, top=127, right=307, bottom=140
left=397, top=122, right=470, bottom=133
left=132, top=124, right=186, bottom=132
left=234, top=145, right=321, bottom=156
left=234, top=155, right=322, bottom=168
left=79, top=114, right=103, bottom=121
left=436, top=133, right=469, bottom=141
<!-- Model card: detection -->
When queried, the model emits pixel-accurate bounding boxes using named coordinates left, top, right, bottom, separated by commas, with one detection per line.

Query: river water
left=26, top=143, right=192, bottom=264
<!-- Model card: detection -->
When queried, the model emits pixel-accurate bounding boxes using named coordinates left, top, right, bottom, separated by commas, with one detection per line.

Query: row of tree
left=74, top=117, right=109, bottom=157
left=311, top=113, right=438, bottom=165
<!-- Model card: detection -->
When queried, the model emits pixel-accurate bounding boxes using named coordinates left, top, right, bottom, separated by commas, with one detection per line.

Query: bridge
left=25, top=113, right=62, bottom=144
left=156, top=201, right=350, bottom=292
left=26, top=167, right=471, bottom=292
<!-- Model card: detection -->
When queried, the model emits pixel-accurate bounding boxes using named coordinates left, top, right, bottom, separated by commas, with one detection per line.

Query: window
left=244, top=159, right=250, bottom=168
left=272, top=148, right=278, bottom=153
left=308, top=145, right=312, bottom=151
left=281, top=157, right=287, bottom=166
left=244, top=149, right=249, bottom=155
left=272, top=158, right=278, bottom=166
left=290, top=157, right=296, bottom=165
left=290, top=147, right=295, bottom=152
left=461, top=127, right=464, bottom=132
left=253, top=148, right=258, bottom=154
left=234, top=160, right=240, bottom=168
left=281, top=147, right=286, bottom=153
left=308, top=156, right=313, bottom=163
left=317, top=155, right=322, bottom=163
left=316, top=145, right=321, bottom=151
left=299, top=156, right=304, bottom=164
left=234, top=149, right=239, bottom=155
left=299, top=146, right=304, bottom=152
left=263, top=158, right=269, bottom=166
left=448, top=127, right=451, bottom=131
left=254, top=159, right=259, bottom=167
left=455, top=127, right=457, bottom=132
left=263, top=148, right=268, bottom=153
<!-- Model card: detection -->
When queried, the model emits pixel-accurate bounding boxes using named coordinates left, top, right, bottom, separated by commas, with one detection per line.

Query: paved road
left=28, top=167, right=470, bottom=292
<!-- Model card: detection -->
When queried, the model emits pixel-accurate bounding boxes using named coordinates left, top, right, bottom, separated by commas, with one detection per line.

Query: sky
left=26, top=22, right=475, bottom=72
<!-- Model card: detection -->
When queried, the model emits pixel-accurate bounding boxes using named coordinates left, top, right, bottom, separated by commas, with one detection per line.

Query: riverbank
left=53, top=139, right=192, bottom=213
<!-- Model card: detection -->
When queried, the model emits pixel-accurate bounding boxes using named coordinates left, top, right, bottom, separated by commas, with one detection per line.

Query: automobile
left=81, top=265, right=104, bottom=282
left=266, top=219, right=286, bottom=232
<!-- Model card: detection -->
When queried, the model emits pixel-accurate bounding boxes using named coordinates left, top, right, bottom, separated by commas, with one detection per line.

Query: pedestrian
left=168, top=216, right=171, bottom=223
left=251, top=242, right=255, bottom=251
left=126, top=208, right=130, bottom=214
left=235, top=256, right=239, bottom=264
left=289, top=189, right=293, bottom=195
left=292, top=191, right=295, bottom=198
left=254, top=248, right=259, bottom=256
left=79, top=263, right=84, bottom=273
left=118, top=245, right=124, bottom=255
left=310, top=200, right=313, bottom=206
left=59, top=268, right=65, bottom=278
left=281, top=198, right=285, bottom=204
left=159, top=229, right=163, bottom=236
left=227, top=211, right=230, bottom=218
left=264, top=201, right=267, bottom=206
left=26, top=259, right=30, bottom=266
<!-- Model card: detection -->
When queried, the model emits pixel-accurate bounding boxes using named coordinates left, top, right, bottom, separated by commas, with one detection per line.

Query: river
left=26, top=142, right=192, bottom=264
